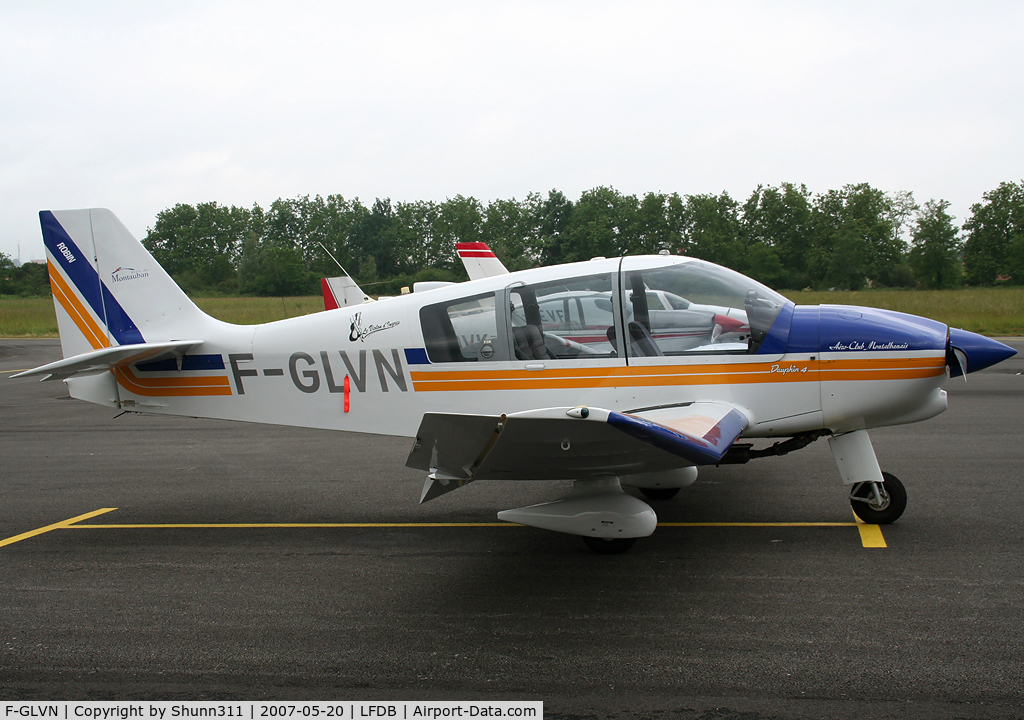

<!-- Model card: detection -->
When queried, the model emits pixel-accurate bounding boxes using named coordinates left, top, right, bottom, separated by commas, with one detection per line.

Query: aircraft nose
left=948, top=328, right=1017, bottom=377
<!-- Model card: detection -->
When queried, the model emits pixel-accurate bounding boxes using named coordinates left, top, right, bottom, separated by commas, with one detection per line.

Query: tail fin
left=456, top=242, right=509, bottom=281
left=321, top=275, right=371, bottom=310
left=40, top=209, right=211, bottom=359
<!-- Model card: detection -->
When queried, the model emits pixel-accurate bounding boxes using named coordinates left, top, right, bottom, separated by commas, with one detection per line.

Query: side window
left=645, top=292, right=666, bottom=310
left=508, top=274, right=616, bottom=360
left=665, top=293, right=691, bottom=310
left=420, top=293, right=499, bottom=362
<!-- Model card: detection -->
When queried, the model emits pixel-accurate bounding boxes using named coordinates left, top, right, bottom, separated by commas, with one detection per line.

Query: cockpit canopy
left=420, top=256, right=790, bottom=363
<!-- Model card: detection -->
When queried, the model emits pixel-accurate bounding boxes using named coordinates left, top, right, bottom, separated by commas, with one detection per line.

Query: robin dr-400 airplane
left=16, top=209, right=1017, bottom=553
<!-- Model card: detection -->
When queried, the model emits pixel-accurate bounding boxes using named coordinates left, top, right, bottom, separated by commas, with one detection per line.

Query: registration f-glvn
left=16, top=210, right=1016, bottom=553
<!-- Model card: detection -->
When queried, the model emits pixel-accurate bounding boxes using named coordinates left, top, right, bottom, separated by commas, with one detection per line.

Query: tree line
left=0, top=256, right=49, bottom=296
left=2, top=180, right=1022, bottom=297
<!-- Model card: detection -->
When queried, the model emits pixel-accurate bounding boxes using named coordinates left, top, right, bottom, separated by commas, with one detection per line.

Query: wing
left=11, top=340, right=204, bottom=381
left=406, top=402, right=749, bottom=501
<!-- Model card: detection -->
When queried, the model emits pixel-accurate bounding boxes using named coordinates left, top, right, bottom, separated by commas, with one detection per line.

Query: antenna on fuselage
left=316, top=241, right=348, bottom=275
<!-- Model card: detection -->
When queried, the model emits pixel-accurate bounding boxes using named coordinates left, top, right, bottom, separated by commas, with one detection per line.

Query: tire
left=639, top=486, right=681, bottom=501
left=850, top=471, right=907, bottom=524
left=582, top=536, right=636, bottom=554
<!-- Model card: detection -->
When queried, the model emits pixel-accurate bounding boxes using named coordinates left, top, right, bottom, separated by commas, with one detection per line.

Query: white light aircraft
left=16, top=209, right=1017, bottom=553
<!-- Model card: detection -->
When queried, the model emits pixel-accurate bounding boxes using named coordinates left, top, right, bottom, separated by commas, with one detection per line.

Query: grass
left=193, top=296, right=326, bottom=325
left=2, top=287, right=1022, bottom=338
left=782, top=287, right=1024, bottom=336
left=0, top=297, right=60, bottom=337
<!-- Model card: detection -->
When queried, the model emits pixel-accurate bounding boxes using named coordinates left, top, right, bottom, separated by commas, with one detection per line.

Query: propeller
left=946, top=328, right=1017, bottom=379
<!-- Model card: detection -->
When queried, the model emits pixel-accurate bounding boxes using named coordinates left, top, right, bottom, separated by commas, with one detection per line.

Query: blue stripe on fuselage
left=405, top=348, right=431, bottom=365
left=135, top=354, right=226, bottom=372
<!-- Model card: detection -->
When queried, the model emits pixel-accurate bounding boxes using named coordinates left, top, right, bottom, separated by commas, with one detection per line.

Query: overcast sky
left=2, top=1, right=1022, bottom=261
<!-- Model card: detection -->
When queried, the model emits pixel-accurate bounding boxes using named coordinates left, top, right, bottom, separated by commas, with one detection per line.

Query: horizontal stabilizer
left=12, top=340, right=204, bottom=381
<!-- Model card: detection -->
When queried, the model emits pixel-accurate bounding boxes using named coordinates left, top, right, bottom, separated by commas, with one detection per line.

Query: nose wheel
left=850, top=471, right=907, bottom=524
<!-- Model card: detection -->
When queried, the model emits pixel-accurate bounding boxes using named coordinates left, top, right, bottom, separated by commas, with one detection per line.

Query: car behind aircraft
left=17, top=209, right=1017, bottom=552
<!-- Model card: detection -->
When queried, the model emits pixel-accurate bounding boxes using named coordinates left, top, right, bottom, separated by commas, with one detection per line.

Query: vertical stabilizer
left=41, top=209, right=215, bottom=359
left=322, top=275, right=371, bottom=310
left=456, top=242, right=509, bottom=281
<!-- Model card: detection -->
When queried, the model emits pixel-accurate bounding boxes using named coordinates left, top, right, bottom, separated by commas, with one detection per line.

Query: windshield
left=623, top=260, right=789, bottom=355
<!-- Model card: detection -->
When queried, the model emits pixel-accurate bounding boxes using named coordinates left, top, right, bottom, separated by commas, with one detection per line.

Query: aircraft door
left=498, top=272, right=626, bottom=406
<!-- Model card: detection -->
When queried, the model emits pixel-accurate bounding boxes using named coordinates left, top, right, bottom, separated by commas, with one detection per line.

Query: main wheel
left=582, top=536, right=636, bottom=554
left=639, top=486, right=681, bottom=501
left=850, top=471, right=907, bottom=524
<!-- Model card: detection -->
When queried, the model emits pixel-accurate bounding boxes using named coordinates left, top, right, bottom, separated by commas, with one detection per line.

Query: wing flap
left=11, top=340, right=204, bottom=381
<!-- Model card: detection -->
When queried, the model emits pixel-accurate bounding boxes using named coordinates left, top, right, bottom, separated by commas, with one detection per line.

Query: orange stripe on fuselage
left=819, top=356, right=946, bottom=382
left=115, top=366, right=232, bottom=397
left=47, top=261, right=232, bottom=397
left=48, top=260, right=108, bottom=350
left=409, top=356, right=946, bottom=392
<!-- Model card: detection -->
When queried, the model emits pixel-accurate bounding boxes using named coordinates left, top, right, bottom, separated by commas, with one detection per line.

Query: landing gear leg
left=829, top=429, right=908, bottom=524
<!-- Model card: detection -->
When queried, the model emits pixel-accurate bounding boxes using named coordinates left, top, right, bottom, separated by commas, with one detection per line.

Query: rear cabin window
left=420, top=293, right=499, bottom=362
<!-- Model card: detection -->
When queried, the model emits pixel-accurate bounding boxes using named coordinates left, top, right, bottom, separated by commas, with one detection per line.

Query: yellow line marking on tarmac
left=0, top=368, right=33, bottom=374
left=659, top=522, right=858, bottom=527
left=3, top=509, right=885, bottom=548
left=0, top=508, right=118, bottom=547
left=70, top=522, right=515, bottom=528
left=852, top=510, right=888, bottom=548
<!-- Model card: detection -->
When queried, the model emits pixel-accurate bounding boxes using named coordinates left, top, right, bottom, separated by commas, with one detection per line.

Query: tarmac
left=1, top=338, right=1023, bottom=719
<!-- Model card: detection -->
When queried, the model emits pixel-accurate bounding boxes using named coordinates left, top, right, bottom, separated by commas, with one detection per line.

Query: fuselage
left=96, top=255, right=970, bottom=440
